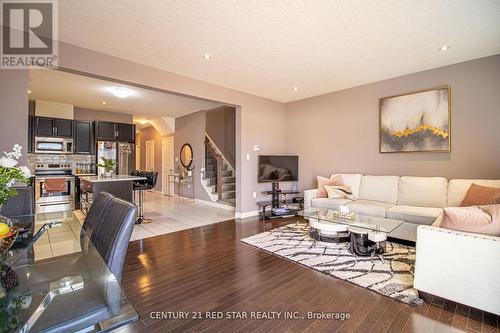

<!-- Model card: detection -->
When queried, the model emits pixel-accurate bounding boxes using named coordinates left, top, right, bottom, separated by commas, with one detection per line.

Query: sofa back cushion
left=330, top=173, right=362, bottom=200
left=397, top=176, right=448, bottom=208
left=358, top=175, right=399, bottom=204
left=448, top=179, right=500, bottom=207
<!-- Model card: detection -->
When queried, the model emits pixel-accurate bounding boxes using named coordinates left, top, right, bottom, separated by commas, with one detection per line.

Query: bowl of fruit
left=0, top=223, right=18, bottom=258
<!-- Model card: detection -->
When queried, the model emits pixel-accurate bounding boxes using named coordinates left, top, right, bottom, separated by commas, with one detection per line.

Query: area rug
left=241, top=222, right=423, bottom=306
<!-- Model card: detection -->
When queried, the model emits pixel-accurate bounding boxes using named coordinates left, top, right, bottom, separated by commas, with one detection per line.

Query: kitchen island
left=79, top=175, right=146, bottom=215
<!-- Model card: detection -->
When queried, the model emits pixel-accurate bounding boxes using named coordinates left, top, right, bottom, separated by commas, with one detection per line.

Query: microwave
left=34, top=137, right=73, bottom=154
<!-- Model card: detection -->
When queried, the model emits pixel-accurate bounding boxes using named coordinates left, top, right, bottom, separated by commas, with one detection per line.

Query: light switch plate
left=246, top=154, right=250, bottom=160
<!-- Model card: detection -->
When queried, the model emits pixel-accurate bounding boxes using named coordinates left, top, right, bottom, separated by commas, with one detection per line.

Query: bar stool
left=133, top=171, right=158, bottom=224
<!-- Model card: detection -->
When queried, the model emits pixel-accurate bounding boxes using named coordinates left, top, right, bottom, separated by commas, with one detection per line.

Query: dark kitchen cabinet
left=95, top=121, right=116, bottom=141
left=95, top=121, right=135, bottom=143
left=116, top=123, right=135, bottom=142
left=74, top=121, right=94, bottom=154
left=54, top=119, right=73, bottom=138
left=35, top=117, right=73, bottom=138
left=35, top=117, right=54, bottom=137
left=28, top=116, right=34, bottom=153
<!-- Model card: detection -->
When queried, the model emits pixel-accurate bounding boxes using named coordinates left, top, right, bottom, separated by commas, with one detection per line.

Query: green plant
left=97, top=157, right=116, bottom=173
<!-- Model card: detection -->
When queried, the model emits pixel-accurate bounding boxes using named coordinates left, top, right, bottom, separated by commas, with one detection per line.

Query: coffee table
left=299, top=208, right=405, bottom=263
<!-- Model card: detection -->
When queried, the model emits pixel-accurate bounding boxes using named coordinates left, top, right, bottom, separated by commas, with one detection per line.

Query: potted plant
left=97, top=157, right=116, bottom=178
left=0, top=145, right=31, bottom=219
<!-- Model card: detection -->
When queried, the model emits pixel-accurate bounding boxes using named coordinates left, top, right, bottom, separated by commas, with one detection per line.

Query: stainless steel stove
left=34, top=163, right=75, bottom=213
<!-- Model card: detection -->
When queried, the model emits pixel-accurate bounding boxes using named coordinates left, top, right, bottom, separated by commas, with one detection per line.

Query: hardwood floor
left=115, top=217, right=499, bottom=333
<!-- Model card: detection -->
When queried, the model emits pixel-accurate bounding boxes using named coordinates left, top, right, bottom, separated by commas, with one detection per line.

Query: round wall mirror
left=180, top=143, right=193, bottom=169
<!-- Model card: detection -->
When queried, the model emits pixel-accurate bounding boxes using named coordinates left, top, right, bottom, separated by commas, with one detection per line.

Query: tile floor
left=32, top=191, right=235, bottom=259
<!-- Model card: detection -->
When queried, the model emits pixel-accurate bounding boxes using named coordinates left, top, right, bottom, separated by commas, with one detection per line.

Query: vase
left=104, top=171, right=113, bottom=178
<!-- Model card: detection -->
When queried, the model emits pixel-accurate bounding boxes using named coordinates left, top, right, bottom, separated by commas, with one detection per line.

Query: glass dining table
left=0, top=211, right=138, bottom=333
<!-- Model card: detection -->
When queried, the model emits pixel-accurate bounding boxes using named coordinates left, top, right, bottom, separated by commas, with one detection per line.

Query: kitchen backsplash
left=28, top=153, right=95, bottom=172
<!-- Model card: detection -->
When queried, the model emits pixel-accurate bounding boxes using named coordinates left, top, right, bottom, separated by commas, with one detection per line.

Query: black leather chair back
left=90, top=197, right=138, bottom=282
left=0, top=184, right=34, bottom=217
left=130, top=170, right=140, bottom=176
left=146, top=171, right=159, bottom=188
left=82, top=192, right=114, bottom=236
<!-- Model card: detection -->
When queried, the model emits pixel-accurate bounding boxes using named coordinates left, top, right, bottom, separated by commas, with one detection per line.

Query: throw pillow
left=441, top=204, right=500, bottom=237
left=324, top=184, right=354, bottom=200
left=460, top=183, right=500, bottom=207
left=316, top=175, right=343, bottom=198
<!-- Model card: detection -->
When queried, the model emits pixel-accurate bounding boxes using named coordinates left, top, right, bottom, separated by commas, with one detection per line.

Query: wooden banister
left=205, top=138, right=223, bottom=200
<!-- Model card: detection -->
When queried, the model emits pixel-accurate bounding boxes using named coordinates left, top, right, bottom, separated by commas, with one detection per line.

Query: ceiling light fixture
left=439, top=45, right=450, bottom=51
left=109, top=87, right=133, bottom=98
left=101, top=101, right=107, bottom=105
left=27, top=90, right=31, bottom=94
left=292, top=86, right=299, bottom=91
left=203, top=53, right=212, bottom=60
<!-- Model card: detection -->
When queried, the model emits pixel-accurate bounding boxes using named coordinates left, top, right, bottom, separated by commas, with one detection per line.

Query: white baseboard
left=235, top=210, right=260, bottom=219
left=194, top=198, right=236, bottom=212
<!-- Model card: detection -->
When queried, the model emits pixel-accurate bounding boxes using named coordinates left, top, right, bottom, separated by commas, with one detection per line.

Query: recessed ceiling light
left=101, top=101, right=107, bottom=105
left=109, top=87, right=133, bottom=98
left=292, top=86, right=299, bottom=91
left=439, top=45, right=450, bottom=51
left=27, top=90, right=31, bottom=94
left=203, top=53, right=212, bottom=60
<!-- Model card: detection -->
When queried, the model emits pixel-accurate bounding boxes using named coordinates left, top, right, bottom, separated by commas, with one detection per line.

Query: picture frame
left=379, top=86, right=451, bottom=153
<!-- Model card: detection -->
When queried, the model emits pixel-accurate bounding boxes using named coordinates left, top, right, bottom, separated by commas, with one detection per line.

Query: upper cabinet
left=35, top=117, right=73, bottom=138
left=74, top=121, right=95, bottom=154
left=95, top=121, right=135, bottom=143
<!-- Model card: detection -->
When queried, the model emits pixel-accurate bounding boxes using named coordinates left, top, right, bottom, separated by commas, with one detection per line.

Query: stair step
left=222, top=191, right=236, bottom=199
left=218, top=198, right=236, bottom=207
left=222, top=177, right=235, bottom=184
left=222, top=183, right=235, bottom=191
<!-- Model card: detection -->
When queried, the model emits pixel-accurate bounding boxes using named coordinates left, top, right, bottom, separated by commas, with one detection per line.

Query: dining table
left=0, top=211, right=138, bottom=333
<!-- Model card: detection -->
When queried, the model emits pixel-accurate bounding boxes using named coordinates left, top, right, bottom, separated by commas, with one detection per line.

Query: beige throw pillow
left=323, top=184, right=354, bottom=200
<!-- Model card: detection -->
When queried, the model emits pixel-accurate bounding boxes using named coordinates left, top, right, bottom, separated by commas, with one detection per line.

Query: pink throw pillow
left=441, top=204, right=500, bottom=236
left=316, top=175, right=343, bottom=198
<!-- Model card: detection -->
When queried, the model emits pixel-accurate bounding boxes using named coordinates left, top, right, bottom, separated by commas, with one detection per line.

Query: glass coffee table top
left=299, top=208, right=404, bottom=234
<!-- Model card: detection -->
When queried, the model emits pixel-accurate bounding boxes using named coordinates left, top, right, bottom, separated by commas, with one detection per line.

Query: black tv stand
left=257, top=182, right=303, bottom=220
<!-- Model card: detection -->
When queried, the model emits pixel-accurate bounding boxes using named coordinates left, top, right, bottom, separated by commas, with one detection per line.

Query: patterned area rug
left=241, top=222, right=423, bottom=306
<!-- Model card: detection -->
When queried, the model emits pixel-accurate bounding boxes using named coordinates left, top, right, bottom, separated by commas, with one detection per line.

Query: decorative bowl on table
left=0, top=226, right=19, bottom=258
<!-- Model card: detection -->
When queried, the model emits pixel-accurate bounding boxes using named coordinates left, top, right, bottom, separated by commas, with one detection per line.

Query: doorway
left=162, top=136, right=174, bottom=196
left=145, top=140, right=155, bottom=171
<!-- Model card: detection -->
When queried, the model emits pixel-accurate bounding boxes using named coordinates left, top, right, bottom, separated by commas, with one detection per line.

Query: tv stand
left=257, top=182, right=303, bottom=220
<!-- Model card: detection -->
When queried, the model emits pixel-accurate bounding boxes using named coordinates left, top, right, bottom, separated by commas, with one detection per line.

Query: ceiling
left=28, top=69, right=221, bottom=118
left=57, top=0, right=500, bottom=103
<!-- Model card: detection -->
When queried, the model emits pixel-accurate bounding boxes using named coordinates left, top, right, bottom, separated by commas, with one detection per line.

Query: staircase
left=201, top=135, right=236, bottom=206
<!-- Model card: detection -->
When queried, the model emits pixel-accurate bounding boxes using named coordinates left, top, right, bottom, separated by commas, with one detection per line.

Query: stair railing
left=205, top=137, right=223, bottom=200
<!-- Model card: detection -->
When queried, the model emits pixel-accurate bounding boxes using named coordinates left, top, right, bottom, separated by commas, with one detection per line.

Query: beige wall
left=74, top=107, right=133, bottom=123
left=285, top=55, right=500, bottom=190
left=138, top=126, right=164, bottom=190
left=0, top=70, right=29, bottom=164
left=58, top=42, right=286, bottom=214
left=174, top=111, right=211, bottom=201
left=205, top=106, right=236, bottom=168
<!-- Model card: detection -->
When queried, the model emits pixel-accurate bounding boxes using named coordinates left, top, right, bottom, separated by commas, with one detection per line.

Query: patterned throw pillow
left=323, top=184, right=354, bottom=200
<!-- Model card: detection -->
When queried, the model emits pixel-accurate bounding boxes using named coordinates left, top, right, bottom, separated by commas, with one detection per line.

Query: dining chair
left=89, top=196, right=138, bottom=283
left=0, top=183, right=34, bottom=216
left=80, top=191, right=115, bottom=251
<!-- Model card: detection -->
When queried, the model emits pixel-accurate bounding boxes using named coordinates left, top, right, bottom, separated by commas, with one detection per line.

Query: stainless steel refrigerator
left=96, top=141, right=135, bottom=176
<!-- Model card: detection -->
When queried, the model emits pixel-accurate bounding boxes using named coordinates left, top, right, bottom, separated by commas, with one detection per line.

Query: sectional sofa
left=304, top=174, right=500, bottom=315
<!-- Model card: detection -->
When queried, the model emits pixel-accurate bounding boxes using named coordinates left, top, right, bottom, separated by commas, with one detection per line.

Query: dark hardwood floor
left=114, top=217, right=499, bottom=333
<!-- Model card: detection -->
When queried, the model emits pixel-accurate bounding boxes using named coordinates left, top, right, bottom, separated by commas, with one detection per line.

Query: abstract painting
left=379, top=86, right=451, bottom=153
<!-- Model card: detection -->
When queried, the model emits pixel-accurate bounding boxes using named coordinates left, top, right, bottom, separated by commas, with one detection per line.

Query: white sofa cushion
left=345, top=200, right=394, bottom=218
left=330, top=173, right=362, bottom=200
left=397, top=176, right=448, bottom=208
left=358, top=175, right=399, bottom=204
left=311, top=198, right=352, bottom=209
left=386, top=205, right=443, bottom=225
left=448, top=179, right=500, bottom=207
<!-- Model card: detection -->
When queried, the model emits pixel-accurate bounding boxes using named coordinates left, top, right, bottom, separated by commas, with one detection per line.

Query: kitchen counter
left=80, top=175, right=146, bottom=183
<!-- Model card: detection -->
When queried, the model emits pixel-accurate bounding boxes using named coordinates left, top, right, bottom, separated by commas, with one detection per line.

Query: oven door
left=35, top=176, right=75, bottom=213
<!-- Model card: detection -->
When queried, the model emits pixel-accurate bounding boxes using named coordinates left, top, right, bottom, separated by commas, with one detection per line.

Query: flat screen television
left=258, top=155, right=298, bottom=183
